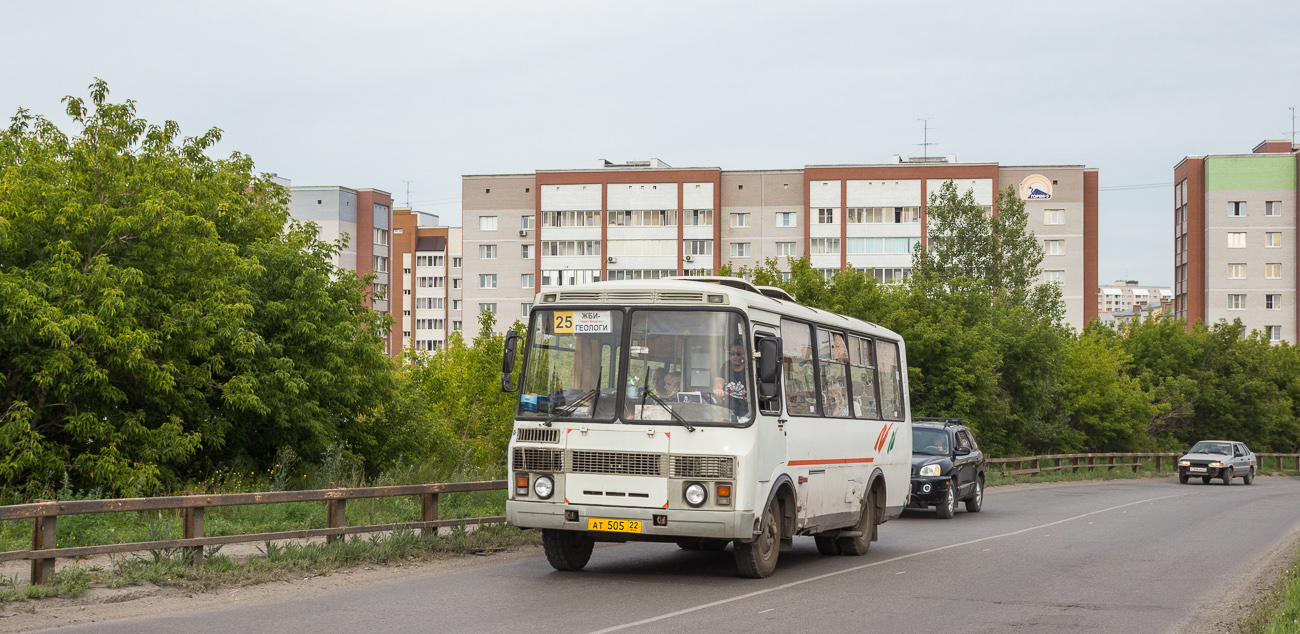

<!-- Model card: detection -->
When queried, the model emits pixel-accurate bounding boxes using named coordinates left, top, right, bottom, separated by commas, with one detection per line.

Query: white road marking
left=895, top=571, right=905, bottom=575
left=584, top=491, right=1197, bottom=634
left=757, top=609, right=774, bottom=614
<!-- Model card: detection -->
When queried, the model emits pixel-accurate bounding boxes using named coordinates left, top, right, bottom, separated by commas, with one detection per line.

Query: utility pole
left=917, top=118, right=937, bottom=161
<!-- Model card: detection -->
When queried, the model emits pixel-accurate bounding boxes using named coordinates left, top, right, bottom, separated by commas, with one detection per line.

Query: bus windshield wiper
left=641, top=388, right=694, bottom=432
left=543, top=389, right=598, bottom=427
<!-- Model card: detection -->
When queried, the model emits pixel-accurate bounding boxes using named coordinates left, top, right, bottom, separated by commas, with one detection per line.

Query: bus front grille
left=515, top=428, right=560, bottom=444
left=671, top=455, right=736, bottom=479
left=570, top=451, right=663, bottom=476
left=513, top=447, right=564, bottom=472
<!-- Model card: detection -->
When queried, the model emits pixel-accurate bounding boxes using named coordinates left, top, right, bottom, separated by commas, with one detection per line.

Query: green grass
left=986, top=455, right=1300, bottom=488
left=1241, top=543, right=1300, bottom=634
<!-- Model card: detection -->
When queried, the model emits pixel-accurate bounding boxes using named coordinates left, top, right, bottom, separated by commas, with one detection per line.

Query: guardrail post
left=1088, top=456, right=1095, bottom=472
left=183, top=492, right=205, bottom=566
left=1072, top=457, right=1079, bottom=474
left=1131, top=456, right=1139, bottom=474
left=420, top=492, right=439, bottom=537
left=30, top=500, right=55, bottom=586
left=1154, top=456, right=1162, bottom=472
left=1108, top=456, right=1115, bottom=472
left=326, top=483, right=346, bottom=545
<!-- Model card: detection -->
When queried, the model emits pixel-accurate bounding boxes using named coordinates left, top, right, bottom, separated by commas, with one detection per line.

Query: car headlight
left=1178, top=460, right=1190, bottom=466
left=533, top=475, right=554, bottom=499
left=919, top=464, right=942, bottom=477
left=684, top=482, right=707, bottom=507
left=1209, top=462, right=1224, bottom=468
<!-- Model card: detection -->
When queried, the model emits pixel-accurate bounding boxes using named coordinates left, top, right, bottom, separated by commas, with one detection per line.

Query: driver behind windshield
left=716, top=337, right=750, bottom=419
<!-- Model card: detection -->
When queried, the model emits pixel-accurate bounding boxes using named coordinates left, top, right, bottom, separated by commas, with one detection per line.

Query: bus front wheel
left=735, top=499, right=781, bottom=578
left=542, top=529, right=594, bottom=571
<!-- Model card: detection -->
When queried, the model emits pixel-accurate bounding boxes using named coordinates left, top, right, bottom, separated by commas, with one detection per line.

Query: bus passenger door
left=753, top=326, right=787, bottom=513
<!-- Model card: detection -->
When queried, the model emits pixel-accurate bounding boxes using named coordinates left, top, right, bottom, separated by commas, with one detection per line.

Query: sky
left=3, top=1, right=1298, bottom=287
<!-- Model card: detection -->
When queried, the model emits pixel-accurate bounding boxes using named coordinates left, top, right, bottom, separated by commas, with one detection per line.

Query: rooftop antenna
left=917, top=118, right=937, bottom=161
left=1290, top=106, right=1297, bottom=146
left=402, top=180, right=411, bottom=208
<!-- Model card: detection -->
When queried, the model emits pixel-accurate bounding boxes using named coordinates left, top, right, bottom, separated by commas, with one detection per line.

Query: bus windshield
left=517, top=309, right=624, bottom=420
left=623, top=310, right=752, bottom=426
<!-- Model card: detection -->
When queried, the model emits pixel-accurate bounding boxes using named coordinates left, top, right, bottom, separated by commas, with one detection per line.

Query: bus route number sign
left=553, top=311, right=612, bottom=334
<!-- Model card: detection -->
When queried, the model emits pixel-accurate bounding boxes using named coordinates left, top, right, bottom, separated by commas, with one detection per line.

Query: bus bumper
left=508, top=500, right=756, bottom=541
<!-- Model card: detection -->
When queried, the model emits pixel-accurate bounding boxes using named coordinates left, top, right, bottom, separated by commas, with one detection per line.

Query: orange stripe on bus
left=788, top=458, right=875, bottom=466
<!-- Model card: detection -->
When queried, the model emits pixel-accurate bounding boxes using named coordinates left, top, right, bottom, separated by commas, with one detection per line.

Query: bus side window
left=849, top=335, right=880, bottom=419
left=756, top=331, right=782, bottom=415
left=817, top=328, right=850, bottom=418
left=875, top=340, right=905, bottom=421
left=780, top=319, right=817, bottom=416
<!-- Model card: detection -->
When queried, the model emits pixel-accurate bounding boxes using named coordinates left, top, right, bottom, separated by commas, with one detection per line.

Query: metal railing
left=0, top=480, right=507, bottom=586
left=988, top=452, right=1300, bottom=477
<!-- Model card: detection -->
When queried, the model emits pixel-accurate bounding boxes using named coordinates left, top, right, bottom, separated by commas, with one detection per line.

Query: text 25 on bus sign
left=553, top=311, right=613, bottom=334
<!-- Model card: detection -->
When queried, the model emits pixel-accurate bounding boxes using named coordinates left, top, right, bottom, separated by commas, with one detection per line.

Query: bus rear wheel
left=838, top=487, right=877, bottom=556
left=542, top=529, right=594, bottom=571
left=735, top=499, right=781, bottom=578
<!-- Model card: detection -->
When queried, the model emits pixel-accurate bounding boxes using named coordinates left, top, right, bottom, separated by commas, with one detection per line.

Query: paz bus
left=501, top=277, right=911, bottom=578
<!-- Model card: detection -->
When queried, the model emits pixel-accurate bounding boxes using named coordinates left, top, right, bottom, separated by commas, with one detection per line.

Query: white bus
left=502, top=277, right=911, bottom=578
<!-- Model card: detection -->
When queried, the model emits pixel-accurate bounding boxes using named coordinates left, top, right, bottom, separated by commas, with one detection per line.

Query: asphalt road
left=63, top=477, right=1300, bottom=634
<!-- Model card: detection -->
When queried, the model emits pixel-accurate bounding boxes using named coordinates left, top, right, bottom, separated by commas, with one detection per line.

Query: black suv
left=909, top=419, right=986, bottom=519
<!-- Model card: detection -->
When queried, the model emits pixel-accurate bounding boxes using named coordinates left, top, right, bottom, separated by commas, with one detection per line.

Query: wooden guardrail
left=0, top=480, right=508, bottom=586
left=988, top=452, right=1300, bottom=477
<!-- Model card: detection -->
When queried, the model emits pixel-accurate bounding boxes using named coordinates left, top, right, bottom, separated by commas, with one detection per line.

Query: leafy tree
left=1056, top=330, right=1158, bottom=452
left=0, top=81, right=404, bottom=496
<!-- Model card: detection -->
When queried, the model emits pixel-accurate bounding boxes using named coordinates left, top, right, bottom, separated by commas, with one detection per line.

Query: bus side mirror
left=757, top=337, right=782, bottom=398
left=502, top=330, right=519, bottom=392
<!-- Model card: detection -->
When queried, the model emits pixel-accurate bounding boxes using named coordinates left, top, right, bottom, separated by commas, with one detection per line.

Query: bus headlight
left=534, top=475, right=554, bottom=499
left=919, top=464, right=941, bottom=477
left=684, top=482, right=707, bottom=507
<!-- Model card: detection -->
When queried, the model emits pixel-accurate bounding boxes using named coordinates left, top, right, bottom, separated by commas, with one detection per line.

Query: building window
left=776, top=212, right=797, bottom=227
left=453, top=257, right=462, bottom=268
left=403, top=310, right=411, bottom=316
left=1043, top=270, right=1064, bottom=285
left=522, top=273, right=534, bottom=289
left=479, top=216, right=498, bottom=231
left=1229, top=201, right=1246, bottom=217
left=452, top=278, right=461, bottom=289
left=1044, top=240, right=1065, bottom=255
left=452, top=300, right=461, bottom=310
left=452, top=320, right=462, bottom=331
left=1266, top=232, right=1282, bottom=248
left=372, top=283, right=387, bottom=299
left=541, top=240, right=601, bottom=256
left=1227, top=294, right=1246, bottom=310
left=818, top=208, right=835, bottom=224
left=777, top=242, right=797, bottom=257
left=1044, top=209, right=1065, bottom=225
left=730, top=213, right=750, bottom=228
left=1228, top=263, right=1246, bottom=279
left=1266, top=201, right=1282, bottom=217
left=373, top=228, right=389, bottom=245
left=403, top=331, right=411, bottom=337
left=403, top=289, right=411, bottom=296
left=415, top=297, right=444, bottom=309
left=895, top=207, right=921, bottom=223
left=846, top=207, right=888, bottom=223
left=870, top=268, right=911, bottom=284
left=522, top=244, right=533, bottom=259
left=1228, top=232, right=1247, bottom=248
left=522, top=303, right=533, bottom=316
left=416, top=276, right=444, bottom=288
left=521, top=215, right=534, bottom=230
left=603, top=239, right=675, bottom=257
left=403, top=268, right=411, bottom=274
left=479, top=244, right=497, bottom=259
left=1268, top=326, right=1282, bottom=342
left=608, top=210, right=676, bottom=226
left=480, top=303, right=497, bottom=314
left=847, top=237, right=921, bottom=254
left=416, top=255, right=444, bottom=267
left=415, top=318, right=445, bottom=330
left=372, top=256, right=388, bottom=272
left=1267, top=294, right=1282, bottom=310
left=543, top=211, right=600, bottom=227
left=810, top=238, right=840, bottom=255
left=605, top=269, right=675, bottom=281
left=686, top=240, right=712, bottom=256
left=688, top=209, right=713, bottom=226
left=479, top=274, right=497, bottom=289
left=1266, top=263, right=1282, bottom=279
left=730, top=242, right=752, bottom=257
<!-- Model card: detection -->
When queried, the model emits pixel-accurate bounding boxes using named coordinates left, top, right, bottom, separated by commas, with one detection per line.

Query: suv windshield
left=623, top=310, right=753, bottom=426
left=913, top=428, right=950, bottom=456
left=517, top=309, right=624, bottom=419
left=1189, top=441, right=1232, bottom=455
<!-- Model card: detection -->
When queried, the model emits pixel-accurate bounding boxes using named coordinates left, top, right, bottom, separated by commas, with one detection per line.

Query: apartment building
left=391, top=208, right=461, bottom=356
left=1099, top=280, right=1172, bottom=314
left=1174, top=140, right=1299, bottom=342
left=460, top=157, right=1100, bottom=332
left=286, top=184, right=394, bottom=350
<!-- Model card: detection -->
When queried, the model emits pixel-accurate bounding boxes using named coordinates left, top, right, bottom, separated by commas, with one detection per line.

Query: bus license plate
left=588, top=518, right=642, bottom=533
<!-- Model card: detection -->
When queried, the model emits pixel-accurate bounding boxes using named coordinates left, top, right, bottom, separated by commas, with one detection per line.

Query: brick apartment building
left=1174, top=140, right=1300, bottom=342
left=453, top=156, right=1100, bottom=335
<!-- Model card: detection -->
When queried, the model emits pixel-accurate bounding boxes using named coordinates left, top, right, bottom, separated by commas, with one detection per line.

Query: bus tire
left=677, top=538, right=728, bottom=551
left=735, top=499, right=781, bottom=578
left=838, top=487, right=877, bottom=556
left=814, top=535, right=842, bottom=556
left=542, top=529, right=594, bottom=571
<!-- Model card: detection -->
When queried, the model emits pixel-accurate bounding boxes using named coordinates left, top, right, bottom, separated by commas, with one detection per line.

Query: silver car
left=1177, top=440, right=1256, bottom=485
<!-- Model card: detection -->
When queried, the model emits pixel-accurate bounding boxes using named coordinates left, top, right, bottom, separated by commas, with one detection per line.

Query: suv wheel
left=1245, top=467, right=1255, bottom=485
left=935, top=482, right=956, bottom=519
left=964, top=476, right=984, bottom=513
left=1221, top=467, right=1233, bottom=486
